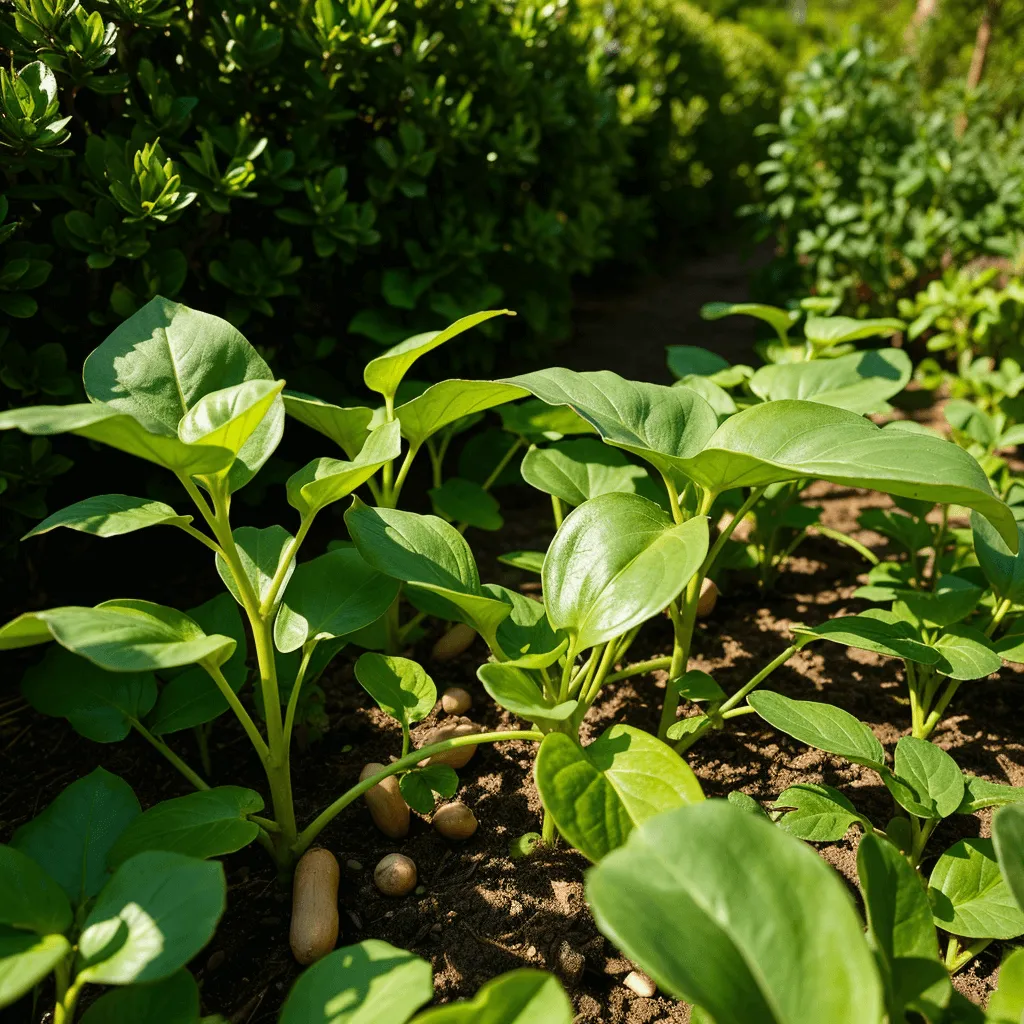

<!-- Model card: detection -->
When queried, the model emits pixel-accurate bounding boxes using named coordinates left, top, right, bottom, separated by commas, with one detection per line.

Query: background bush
left=0, top=0, right=782, bottom=544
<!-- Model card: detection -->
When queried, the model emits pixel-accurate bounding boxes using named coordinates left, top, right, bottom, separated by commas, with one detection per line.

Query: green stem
left=909, top=816, right=937, bottom=867
left=53, top=977, right=85, bottom=1024
left=582, top=638, right=621, bottom=708
left=194, top=725, right=212, bottom=777
left=261, top=516, right=313, bottom=617
left=721, top=705, right=757, bottom=719
left=283, top=642, right=317, bottom=749
left=812, top=525, right=880, bottom=566
left=387, top=442, right=421, bottom=507
left=658, top=599, right=694, bottom=740
left=701, top=487, right=765, bottom=579
left=927, top=504, right=950, bottom=585
left=919, top=678, right=962, bottom=740
left=985, top=596, right=1013, bottom=638
left=542, top=809, right=556, bottom=846
left=661, top=472, right=684, bottom=524
left=551, top=494, right=564, bottom=529
left=292, top=729, right=543, bottom=857
left=174, top=521, right=223, bottom=554
left=203, top=662, right=270, bottom=761
left=132, top=720, right=210, bottom=791
left=603, top=656, right=673, bottom=685
left=482, top=437, right=523, bottom=492
left=947, top=937, right=992, bottom=974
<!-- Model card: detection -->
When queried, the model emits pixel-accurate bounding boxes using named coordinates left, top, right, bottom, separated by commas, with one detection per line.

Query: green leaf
left=399, top=765, right=458, bottom=815
left=283, top=394, right=374, bottom=459
left=502, top=369, right=718, bottom=482
left=216, top=525, right=295, bottom=612
left=672, top=670, right=726, bottom=702
left=958, top=777, right=1024, bottom=814
left=177, top=379, right=284, bottom=464
left=995, top=620, right=1024, bottom=665
left=429, top=478, right=503, bottom=530
left=23, top=495, right=192, bottom=540
left=396, top=379, right=527, bottom=448
left=82, top=297, right=284, bottom=491
left=11, top=768, right=140, bottom=906
left=497, top=551, right=545, bottom=574
left=78, top=851, right=225, bottom=984
left=666, top=346, right=732, bottom=380
left=364, top=311, right=511, bottom=401
left=484, top=585, right=565, bottom=661
left=409, top=969, right=572, bottom=1023
left=520, top=439, right=659, bottom=508
left=287, top=421, right=401, bottom=518
left=278, top=939, right=433, bottom=1024
left=972, top=512, right=1024, bottom=604
left=499, top=399, right=595, bottom=440
left=0, top=930, right=72, bottom=1008
left=535, top=725, right=704, bottom=862
left=795, top=612, right=939, bottom=665
left=773, top=783, right=867, bottom=842
left=0, top=846, right=72, bottom=935
left=928, top=839, right=1024, bottom=939
left=354, top=653, right=436, bottom=727
left=21, top=646, right=156, bottom=742
left=901, top=575, right=984, bottom=629
left=477, top=662, right=578, bottom=724
left=803, top=316, right=904, bottom=347
left=79, top=968, right=201, bottom=1024
left=748, top=690, right=886, bottom=770
left=931, top=625, right=1002, bottom=681
left=700, top=302, right=799, bottom=340
left=275, top=549, right=400, bottom=654
left=994, top=806, right=1024, bottom=914
left=586, top=800, right=884, bottom=1024
left=749, top=349, right=911, bottom=414
left=988, top=947, right=1024, bottom=1023
left=543, top=493, right=708, bottom=651
left=107, top=787, right=264, bottom=866
left=882, top=737, right=964, bottom=820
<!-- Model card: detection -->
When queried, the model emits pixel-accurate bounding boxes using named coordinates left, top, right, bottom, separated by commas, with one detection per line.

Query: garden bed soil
left=2, top=479, right=1021, bottom=1023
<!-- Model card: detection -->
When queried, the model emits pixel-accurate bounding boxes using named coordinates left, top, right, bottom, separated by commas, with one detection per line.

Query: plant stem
left=542, top=809, right=556, bottom=846
left=261, top=516, right=313, bottom=617
left=719, top=644, right=799, bottom=713
left=551, top=494, right=564, bottom=529
left=388, top=443, right=421, bottom=506
left=132, top=720, right=210, bottom=791
left=582, top=639, right=621, bottom=707
left=203, top=662, right=270, bottom=761
left=658, top=598, right=694, bottom=740
left=482, top=437, right=523, bottom=492
left=175, top=521, right=223, bottom=554
left=985, top=596, right=1013, bottom=638
left=927, top=504, right=950, bottom=585
left=919, top=678, right=962, bottom=740
left=292, top=729, right=543, bottom=857
left=603, top=656, right=674, bottom=685
left=812, top=526, right=880, bottom=566
left=53, top=977, right=84, bottom=1024
left=283, top=643, right=316, bottom=748
left=947, top=936, right=992, bottom=973
left=700, top=486, right=766, bottom=579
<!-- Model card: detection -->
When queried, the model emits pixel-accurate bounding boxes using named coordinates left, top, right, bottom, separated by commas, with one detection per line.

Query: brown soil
left=2, top=248, right=1021, bottom=1022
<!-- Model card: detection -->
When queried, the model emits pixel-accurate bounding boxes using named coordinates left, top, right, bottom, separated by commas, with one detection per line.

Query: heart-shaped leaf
left=410, top=969, right=572, bottom=1023
left=11, top=768, right=140, bottom=906
left=477, top=662, right=578, bottom=724
left=773, top=783, right=869, bottom=842
left=0, top=932, right=72, bottom=1008
left=216, top=524, right=296, bottom=611
left=23, top=495, right=193, bottom=540
left=107, top=787, right=264, bottom=866
left=283, top=393, right=375, bottom=459
left=396, top=379, right=527, bottom=448
left=78, top=968, right=200, bottom=1024
left=929, top=838, right=1024, bottom=939
left=543, top=493, right=708, bottom=651
left=748, top=690, right=886, bottom=770
left=993, top=806, right=1024, bottom=913
left=354, top=653, right=436, bottom=727
left=882, top=737, right=964, bottom=820
left=535, top=725, right=703, bottom=862
left=429, top=478, right=503, bottom=530
left=274, top=548, right=400, bottom=654
left=586, top=800, right=884, bottom=1024
left=0, top=845, right=73, bottom=935
left=278, top=939, right=433, bottom=1024
left=399, top=765, right=458, bottom=815
left=972, top=512, right=1024, bottom=604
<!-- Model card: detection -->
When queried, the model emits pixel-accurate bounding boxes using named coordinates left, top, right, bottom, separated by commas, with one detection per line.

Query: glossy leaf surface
left=24, top=495, right=192, bottom=539
left=928, top=839, right=1024, bottom=939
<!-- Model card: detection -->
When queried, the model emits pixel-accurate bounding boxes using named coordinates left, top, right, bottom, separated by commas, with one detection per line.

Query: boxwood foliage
left=0, top=0, right=782, bottom=542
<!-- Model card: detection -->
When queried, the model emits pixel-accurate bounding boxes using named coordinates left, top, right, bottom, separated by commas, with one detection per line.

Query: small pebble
left=624, top=970, right=657, bottom=998
left=526, top=945, right=537, bottom=958
left=441, top=686, right=472, bottom=715
left=345, top=859, right=362, bottom=872
left=557, top=941, right=585, bottom=986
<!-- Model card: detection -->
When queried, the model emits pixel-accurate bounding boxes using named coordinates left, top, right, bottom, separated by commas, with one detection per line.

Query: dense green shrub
left=749, top=42, right=1024, bottom=314
left=0, top=0, right=781, bottom=543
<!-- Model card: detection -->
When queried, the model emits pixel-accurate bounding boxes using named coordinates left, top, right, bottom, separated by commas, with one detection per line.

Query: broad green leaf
left=283, top=393, right=374, bottom=459
left=586, top=800, right=885, bottom=1024
left=477, top=662, right=578, bottom=724
left=0, top=403, right=234, bottom=478
left=396, top=379, right=527, bottom=448
left=79, top=968, right=200, bottom=1024
left=931, top=625, right=1002, bottom=681
left=681, top=401, right=1016, bottom=547
left=891, top=958, right=952, bottom=1023
left=535, top=726, right=704, bottom=862
left=803, top=316, right=904, bottom=347
left=21, top=647, right=156, bottom=742
left=502, top=369, right=719, bottom=482
left=216, top=525, right=296, bottom=611
left=773, top=783, right=868, bottom=842
left=675, top=374, right=738, bottom=420
left=995, top=620, right=1024, bottom=665
left=882, top=737, right=964, bottom=820
left=78, top=851, right=225, bottom=984
left=497, top=551, right=545, bottom=574
left=346, top=500, right=510, bottom=648
left=672, top=670, right=726, bottom=703
left=499, top=399, right=594, bottom=440
left=972, top=512, right=1024, bottom=604
left=543, top=493, right=708, bottom=651
left=666, top=345, right=732, bottom=380
left=410, top=969, right=572, bottom=1023
left=700, top=301, right=799, bottom=340
left=958, top=777, right=1024, bottom=814
left=484, top=585, right=564, bottom=661
left=148, top=593, right=247, bottom=734
left=11, top=768, right=140, bottom=905
left=0, top=931, right=71, bottom=1008
left=279, top=939, right=433, bottom=1024
left=429, top=478, right=503, bottom=530
left=399, top=765, right=458, bottom=815
left=23, top=495, right=192, bottom=540
left=902, top=575, right=984, bottom=629
left=988, top=947, right=1024, bottom=1023
left=82, top=297, right=284, bottom=491
left=749, top=349, right=911, bottom=414
left=928, top=839, right=1024, bottom=939
left=354, top=653, right=435, bottom=727
left=858, top=833, right=939, bottom=963
left=748, top=691, right=886, bottom=770
left=0, top=846, right=72, bottom=934
left=364, top=311, right=512, bottom=401
left=107, top=787, right=264, bottom=866
left=795, top=612, right=939, bottom=665
left=287, top=421, right=401, bottom=518
left=274, top=549, right=400, bottom=654
left=520, top=439, right=659, bottom=508
left=994, top=806, right=1024, bottom=914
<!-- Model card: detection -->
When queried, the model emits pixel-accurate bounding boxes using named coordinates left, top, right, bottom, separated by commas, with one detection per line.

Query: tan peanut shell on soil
left=432, top=622, right=477, bottom=661
left=289, top=848, right=340, bottom=965
left=441, top=686, right=472, bottom=715
left=374, top=853, right=417, bottom=896
left=432, top=801, right=478, bottom=840
left=697, top=577, right=719, bottom=617
left=417, top=716, right=483, bottom=769
left=359, top=762, right=410, bottom=838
